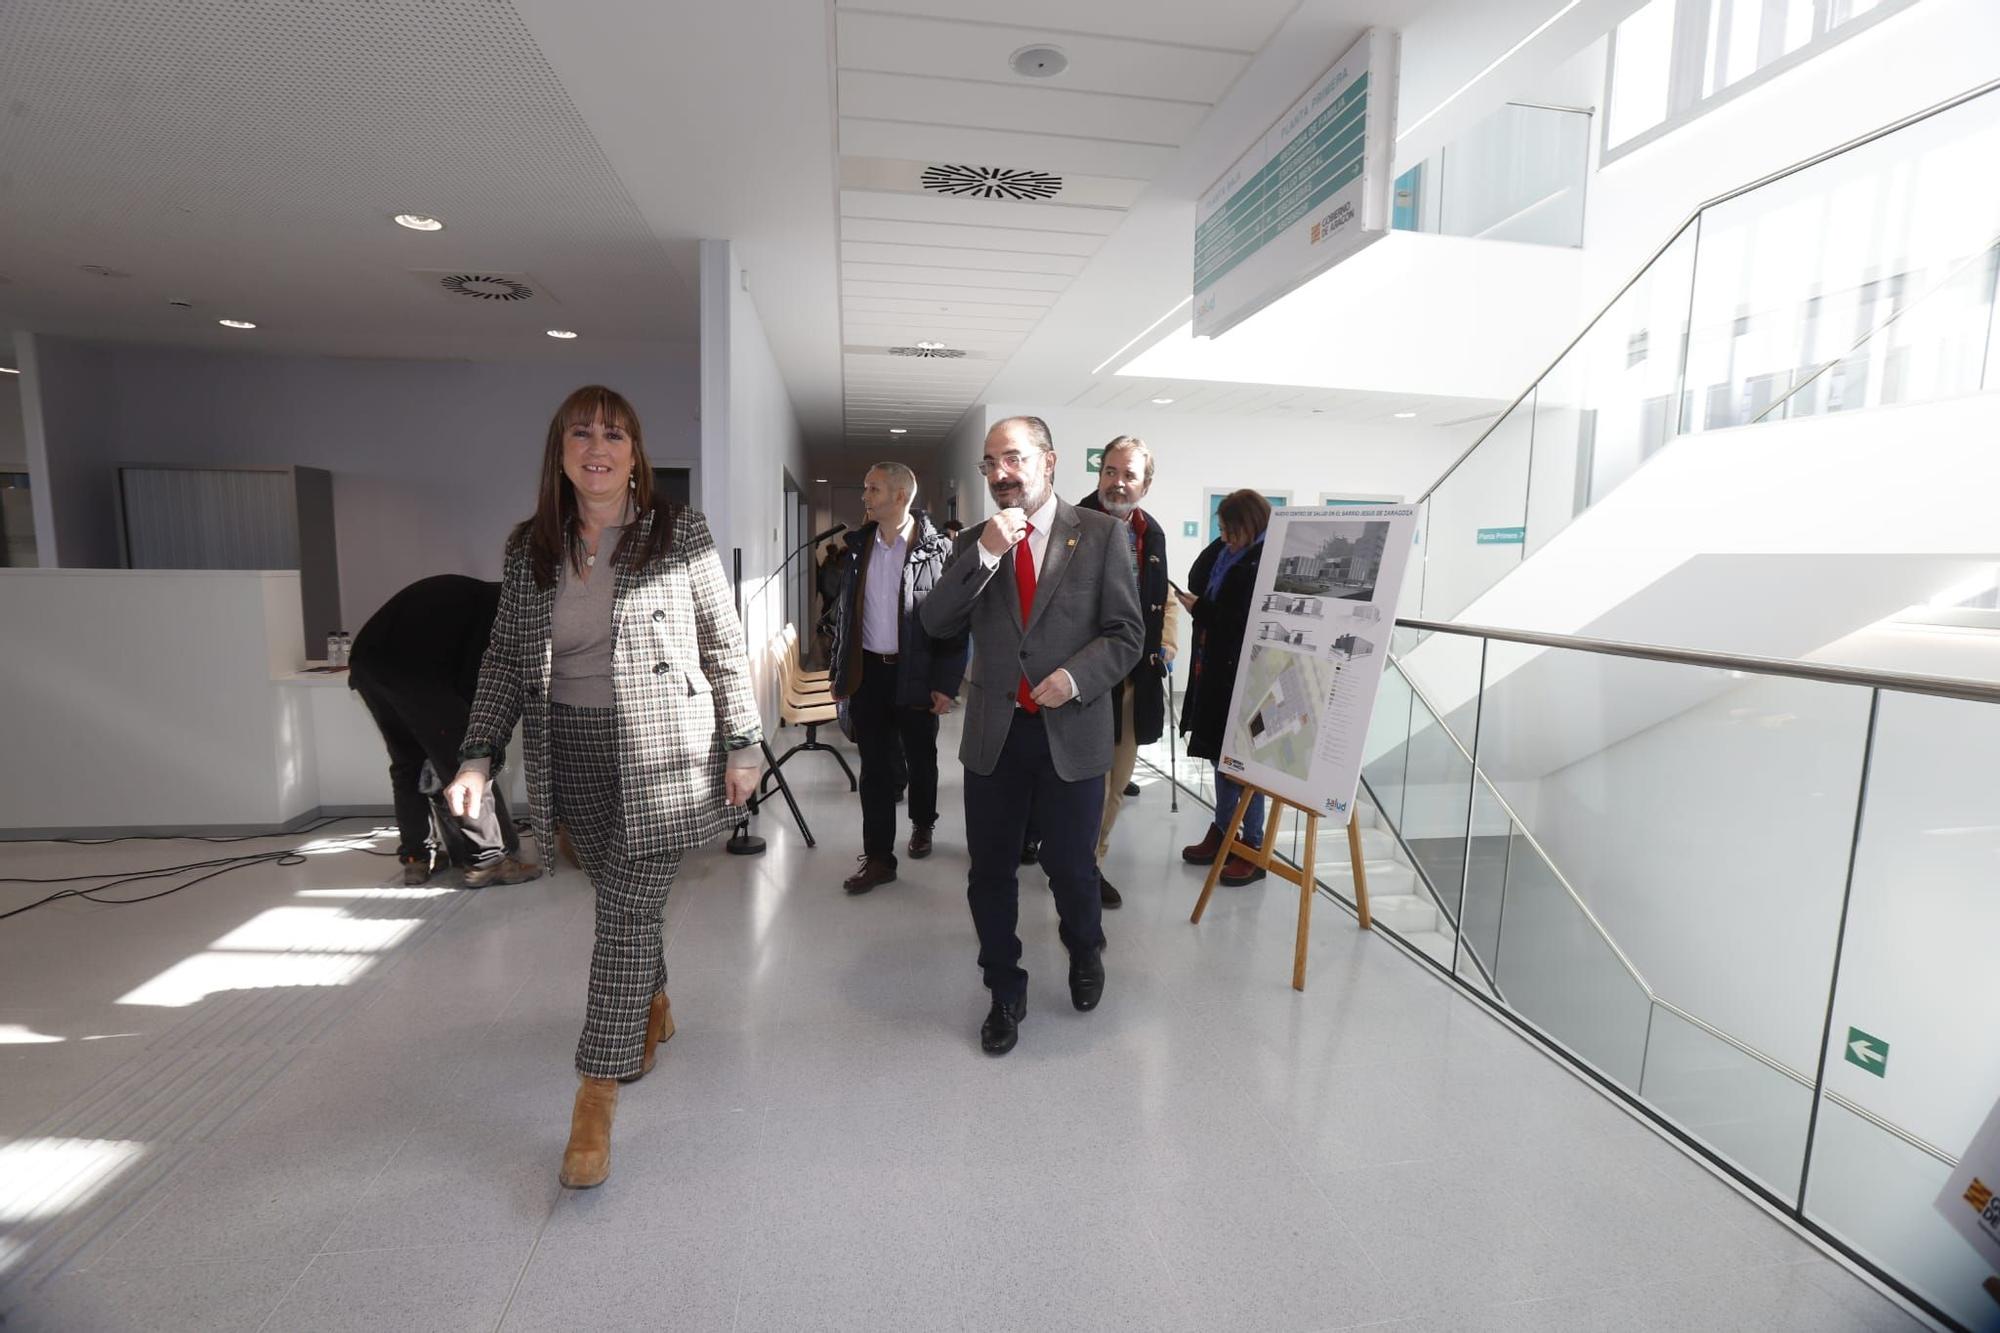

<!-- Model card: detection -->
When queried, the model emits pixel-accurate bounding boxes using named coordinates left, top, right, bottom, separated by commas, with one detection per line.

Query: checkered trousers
left=552, top=702, right=683, bottom=1081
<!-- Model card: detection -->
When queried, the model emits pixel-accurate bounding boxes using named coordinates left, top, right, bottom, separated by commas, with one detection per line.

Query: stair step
left=1371, top=892, right=1440, bottom=936
left=1319, top=859, right=1416, bottom=897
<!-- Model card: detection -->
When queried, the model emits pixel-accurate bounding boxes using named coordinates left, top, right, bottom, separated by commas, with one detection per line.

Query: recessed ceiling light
left=1150, top=397, right=1174, bottom=405
left=889, top=428, right=908, bottom=435
left=393, top=213, right=445, bottom=232
left=218, top=318, right=257, bottom=329
left=1010, top=44, right=1068, bottom=78
left=1393, top=411, right=1417, bottom=419
left=0, top=366, right=18, bottom=375
left=815, top=477, right=828, bottom=483
left=546, top=329, right=579, bottom=339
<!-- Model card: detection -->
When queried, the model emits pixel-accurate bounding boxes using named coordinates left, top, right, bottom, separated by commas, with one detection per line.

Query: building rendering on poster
left=1218, top=505, right=1417, bottom=818
left=1192, top=28, right=1400, bottom=339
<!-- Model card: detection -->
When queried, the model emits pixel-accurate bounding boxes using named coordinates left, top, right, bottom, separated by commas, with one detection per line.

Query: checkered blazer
left=459, top=504, right=763, bottom=860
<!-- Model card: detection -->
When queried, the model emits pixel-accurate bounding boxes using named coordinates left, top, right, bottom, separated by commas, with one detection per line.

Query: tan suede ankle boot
left=621, top=992, right=675, bottom=1084
left=559, top=1077, right=618, bottom=1189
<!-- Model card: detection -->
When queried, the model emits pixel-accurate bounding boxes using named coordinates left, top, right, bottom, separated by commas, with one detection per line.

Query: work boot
left=559, top=1077, right=618, bottom=1189
left=399, top=855, right=432, bottom=887
left=1181, top=826, right=1224, bottom=864
left=844, top=855, right=897, bottom=895
left=620, top=991, right=675, bottom=1083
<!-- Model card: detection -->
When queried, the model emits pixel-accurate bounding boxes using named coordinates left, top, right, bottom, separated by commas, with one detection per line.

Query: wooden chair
left=780, top=623, right=831, bottom=690
left=763, top=630, right=855, bottom=793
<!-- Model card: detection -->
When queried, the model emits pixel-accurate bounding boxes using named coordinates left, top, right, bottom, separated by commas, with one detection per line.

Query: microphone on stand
left=810, top=523, right=848, bottom=546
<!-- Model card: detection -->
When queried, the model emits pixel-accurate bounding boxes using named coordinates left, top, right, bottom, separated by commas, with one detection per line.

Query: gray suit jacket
left=920, top=497, right=1144, bottom=780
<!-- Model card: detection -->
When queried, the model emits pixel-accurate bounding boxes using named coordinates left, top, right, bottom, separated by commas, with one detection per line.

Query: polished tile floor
left=0, top=722, right=1930, bottom=1331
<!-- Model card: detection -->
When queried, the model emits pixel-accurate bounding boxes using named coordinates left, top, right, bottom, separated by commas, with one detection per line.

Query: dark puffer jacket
left=828, top=509, right=968, bottom=708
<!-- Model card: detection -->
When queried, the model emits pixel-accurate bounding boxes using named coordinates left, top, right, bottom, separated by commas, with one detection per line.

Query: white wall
left=698, top=239, right=811, bottom=730
left=18, top=335, right=701, bottom=629
left=978, top=402, right=1474, bottom=581
left=1579, top=0, right=2000, bottom=309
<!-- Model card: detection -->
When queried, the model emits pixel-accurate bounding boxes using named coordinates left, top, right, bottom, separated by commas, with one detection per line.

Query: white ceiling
left=828, top=0, right=1305, bottom=449
left=0, top=0, right=700, bottom=363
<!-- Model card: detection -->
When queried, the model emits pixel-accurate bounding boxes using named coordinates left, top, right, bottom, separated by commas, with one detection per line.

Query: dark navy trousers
left=963, top=709, right=1106, bottom=1005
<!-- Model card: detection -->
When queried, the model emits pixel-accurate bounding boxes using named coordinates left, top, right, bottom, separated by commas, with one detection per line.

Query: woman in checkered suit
left=445, top=385, right=762, bottom=1190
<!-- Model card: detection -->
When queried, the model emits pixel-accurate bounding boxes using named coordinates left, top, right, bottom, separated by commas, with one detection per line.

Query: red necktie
left=1014, top=522, right=1038, bottom=713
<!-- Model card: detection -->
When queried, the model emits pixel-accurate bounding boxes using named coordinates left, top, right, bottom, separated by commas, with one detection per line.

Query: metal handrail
left=1414, top=76, right=2000, bottom=506
left=1396, top=618, right=2000, bottom=704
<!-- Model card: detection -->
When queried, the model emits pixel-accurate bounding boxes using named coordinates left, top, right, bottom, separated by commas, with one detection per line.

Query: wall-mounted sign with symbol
left=1843, top=1026, right=1889, bottom=1077
left=1086, top=448, right=1105, bottom=474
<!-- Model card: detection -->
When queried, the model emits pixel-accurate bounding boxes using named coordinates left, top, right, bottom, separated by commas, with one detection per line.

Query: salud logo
left=1843, top=1026, right=1889, bottom=1077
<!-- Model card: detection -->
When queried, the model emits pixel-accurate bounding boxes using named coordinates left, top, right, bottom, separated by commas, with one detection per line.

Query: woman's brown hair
left=512, top=385, right=676, bottom=588
left=1215, top=488, right=1272, bottom=542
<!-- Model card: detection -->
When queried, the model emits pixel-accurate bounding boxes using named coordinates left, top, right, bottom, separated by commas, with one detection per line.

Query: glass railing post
left=1671, top=212, right=1703, bottom=440
left=1449, top=638, right=1489, bottom=979
left=1796, top=686, right=1883, bottom=1217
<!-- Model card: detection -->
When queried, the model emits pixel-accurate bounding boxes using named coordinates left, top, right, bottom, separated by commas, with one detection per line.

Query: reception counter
left=0, top=568, right=521, bottom=837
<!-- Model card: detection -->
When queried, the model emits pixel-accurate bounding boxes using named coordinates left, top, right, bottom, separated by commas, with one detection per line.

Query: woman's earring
left=628, top=472, right=637, bottom=491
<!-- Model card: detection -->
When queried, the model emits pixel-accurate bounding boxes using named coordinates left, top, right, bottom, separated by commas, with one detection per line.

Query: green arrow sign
left=1086, top=448, right=1106, bottom=474
left=1843, top=1026, right=1889, bottom=1077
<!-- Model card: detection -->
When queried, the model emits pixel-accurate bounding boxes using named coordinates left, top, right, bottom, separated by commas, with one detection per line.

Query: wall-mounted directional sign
left=1086, top=448, right=1106, bottom=474
left=1844, top=1026, right=1889, bottom=1077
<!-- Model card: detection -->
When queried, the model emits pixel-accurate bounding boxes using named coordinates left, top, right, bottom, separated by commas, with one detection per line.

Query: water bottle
left=338, top=632, right=352, bottom=667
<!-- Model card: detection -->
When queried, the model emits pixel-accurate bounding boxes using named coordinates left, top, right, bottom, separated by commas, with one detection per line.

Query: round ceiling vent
left=439, top=273, right=534, bottom=302
left=1010, top=45, right=1068, bottom=78
left=888, top=344, right=966, bottom=359
left=920, top=165, right=1062, bottom=202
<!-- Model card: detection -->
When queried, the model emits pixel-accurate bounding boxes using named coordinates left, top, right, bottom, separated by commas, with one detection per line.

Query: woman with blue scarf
left=1173, top=489, right=1272, bottom=886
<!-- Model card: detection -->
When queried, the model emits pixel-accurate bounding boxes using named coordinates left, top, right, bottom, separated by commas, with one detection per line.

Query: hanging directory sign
left=1192, top=29, right=1399, bottom=339
left=1218, top=505, right=1417, bottom=819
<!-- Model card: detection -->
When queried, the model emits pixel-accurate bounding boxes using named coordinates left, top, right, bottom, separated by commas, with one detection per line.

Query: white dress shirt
left=860, top=515, right=911, bottom=653
left=977, top=492, right=1073, bottom=702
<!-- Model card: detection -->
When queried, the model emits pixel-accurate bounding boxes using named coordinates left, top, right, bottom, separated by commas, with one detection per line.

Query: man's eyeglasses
left=977, top=449, right=1044, bottom=476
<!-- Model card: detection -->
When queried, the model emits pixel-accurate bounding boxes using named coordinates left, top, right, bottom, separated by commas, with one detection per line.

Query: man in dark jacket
left=349, top=574, right=538, bottom=888
left=829, top=462, right=968, bottom=894
left=1075, top=435, right=1178, bottom=909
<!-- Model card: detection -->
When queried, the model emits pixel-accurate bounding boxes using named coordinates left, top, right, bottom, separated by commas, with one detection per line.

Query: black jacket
left=1075, top=492, right=1170, bottom=745
left=829, top=509, right=968, bottom=709
left=1179, top=537, right=1264, bottom=761
left=348, top=574, right=501, bottom=701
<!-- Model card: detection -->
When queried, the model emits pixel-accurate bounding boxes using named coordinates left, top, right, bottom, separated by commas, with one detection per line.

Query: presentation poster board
left=1217, top=505, right=1417, bottom=819
left=1192, top=28, right=1400, bottom=339
left=1937, top=1093, right=2000, bottom=1272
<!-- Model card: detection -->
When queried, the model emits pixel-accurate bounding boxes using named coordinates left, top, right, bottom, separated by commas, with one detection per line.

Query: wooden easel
left=1189, top=782, right=1372, bottom=992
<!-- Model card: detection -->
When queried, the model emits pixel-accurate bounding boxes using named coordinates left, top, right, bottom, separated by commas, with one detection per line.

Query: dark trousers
left=963, top=710, right=1105, bottom=1005
left=853, top=651, right=939, bottom=860
left=351, top=665, right=515, bottom=866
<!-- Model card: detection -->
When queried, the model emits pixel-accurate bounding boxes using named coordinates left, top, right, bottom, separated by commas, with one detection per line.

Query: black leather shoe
left=1123, top=781, right=1141, bottom=797
left=907, top=825, right=933, bottom=859
left=843, top=855, right=897, bottom=895
left=1020, top=838, right=1040, bottom=865
left=1069, top=948, right=1105, bottom=1012
left=981, top=994, right=1026, bottom=1055
left=1098, top=873, right=1122, bottom=909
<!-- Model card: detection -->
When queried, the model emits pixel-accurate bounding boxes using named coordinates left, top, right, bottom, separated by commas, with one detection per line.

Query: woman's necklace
left=580, top=498, right=632, bottom=570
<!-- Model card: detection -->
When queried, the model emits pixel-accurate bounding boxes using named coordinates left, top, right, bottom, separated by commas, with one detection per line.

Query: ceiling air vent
left=888, top=344, right=966, bottom=359
left=920, top=165, right=1062, bottom=202
left=439, top=273, right=534, bottom=302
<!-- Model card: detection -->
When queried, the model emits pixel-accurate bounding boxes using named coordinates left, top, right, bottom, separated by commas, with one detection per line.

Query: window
left=1604, top=0, right=1914, bottom=161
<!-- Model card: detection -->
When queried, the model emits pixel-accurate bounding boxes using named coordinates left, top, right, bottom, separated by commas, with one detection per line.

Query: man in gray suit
left=921, top=416, right=1144, bottom=1055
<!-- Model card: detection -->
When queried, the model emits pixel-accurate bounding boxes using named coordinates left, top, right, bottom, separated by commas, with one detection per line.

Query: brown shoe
left=843, top=855, right=897, bottom=895
left=462, top=854, right=542, bottom=889
left=559, top=1077, right=618, bottom=1189
left=399, top=856, right=432, bottom=887
left=1220, top=854, right=1267, bottom=886
left=1181, top=826, right=1224, bottom=864
left=907, top=825, right=934, bottom=859
left=620, top=991, right=675, bottom=1083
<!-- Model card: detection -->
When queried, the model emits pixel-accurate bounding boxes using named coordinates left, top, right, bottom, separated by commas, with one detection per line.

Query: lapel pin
left=1066, top=537, right=1077, bottom=548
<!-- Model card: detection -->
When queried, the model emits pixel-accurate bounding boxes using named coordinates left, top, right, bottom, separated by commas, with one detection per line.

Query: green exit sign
left=1183, top=521, right=1198, bottom=538
left=1844, top=1026, right=1889, bottom=1077
left=1085, top=447, right=1105, bottom=474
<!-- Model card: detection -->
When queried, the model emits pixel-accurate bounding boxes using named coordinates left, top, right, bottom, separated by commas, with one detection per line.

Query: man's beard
left=989, top=475, right=1048, bottom=513
left=1098, top=491, right=1136, bottom=519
